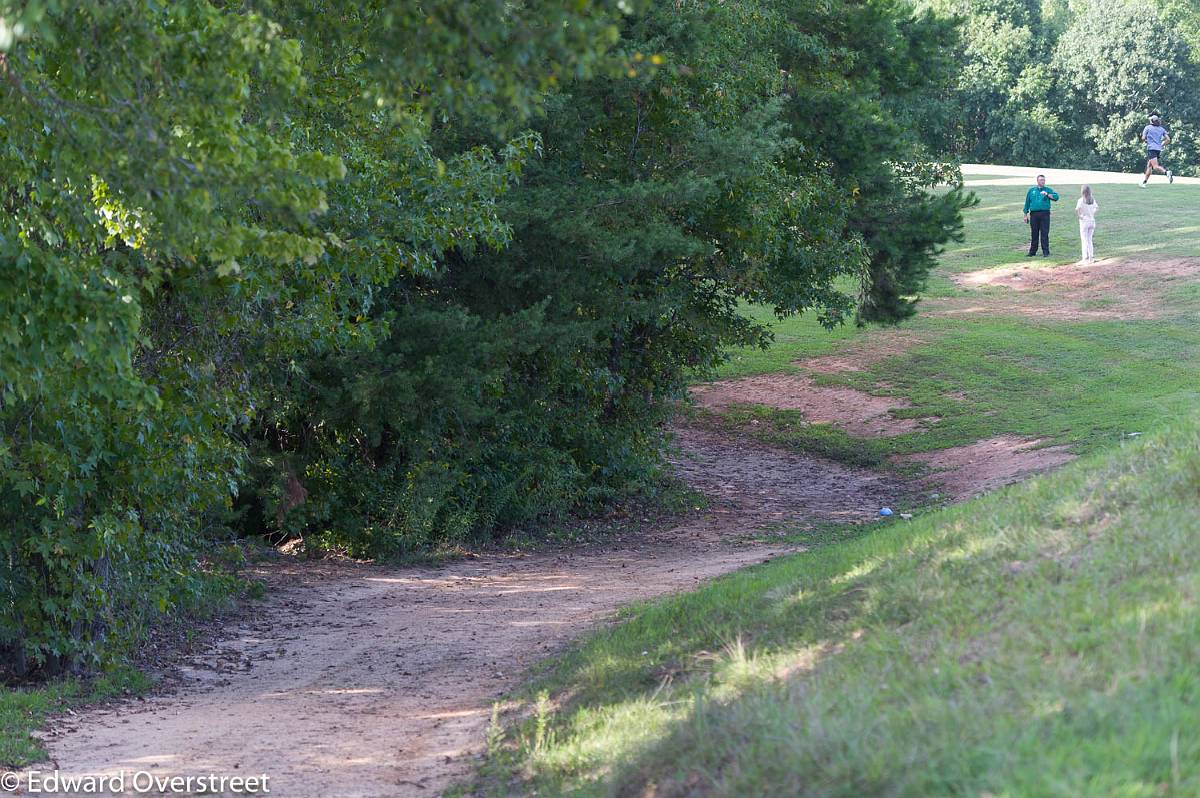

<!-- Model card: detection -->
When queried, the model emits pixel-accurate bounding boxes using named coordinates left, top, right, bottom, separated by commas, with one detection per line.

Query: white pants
left=1079, top=220, right=1095, bottom=261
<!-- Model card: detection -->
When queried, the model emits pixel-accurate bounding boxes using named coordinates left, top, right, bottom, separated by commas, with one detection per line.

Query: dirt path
left=36, top=427, right=901, bottom=797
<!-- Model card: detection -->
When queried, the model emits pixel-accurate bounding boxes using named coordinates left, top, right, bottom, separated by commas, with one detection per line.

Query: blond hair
left=1081, top=185, right=1095, bottom=205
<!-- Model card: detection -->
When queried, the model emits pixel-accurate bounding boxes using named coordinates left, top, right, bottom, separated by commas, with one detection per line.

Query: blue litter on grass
left=879, top=507, right=893, bottom=517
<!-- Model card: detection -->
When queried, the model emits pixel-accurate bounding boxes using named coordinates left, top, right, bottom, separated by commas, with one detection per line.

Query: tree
left=777, top=0, right=973, bottom=321
left=0, top=0, right=343, bottom=674
left=0, top=0, right=624, bottom=674
left=1053, top=0, right=1200, bottom=171
left=248, top=0, right=971, bottom=562
left=1, top=0, right=968, bottom=674
left=1158, top=0, right=1200, bottom=63
left=916, top=0, right=1200, bottom=175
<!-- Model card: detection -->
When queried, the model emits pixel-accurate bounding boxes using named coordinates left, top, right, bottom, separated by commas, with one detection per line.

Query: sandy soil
left=797, top=330, right=926, bottom=374
left=690, top=365, right=1076, bottom=503
left=34, top=428, right=899, bottom=798
left=670, top=426, right=899, bottom=522
left=953, top=258, right=1199, bottom=292
left=947, top=257, right=1200, bottom=320
left=690, top=374, right=923, bottom=437
left=893, top=436, right=1076, bottom=502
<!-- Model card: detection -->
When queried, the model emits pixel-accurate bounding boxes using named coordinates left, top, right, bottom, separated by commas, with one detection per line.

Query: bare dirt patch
left=893, top=435, right=1075, bottom=502
left=947, top=257, right=1200, bottom=320
left=690, top=374, right=922, bottom=437
left=39, top=426, right=903, bottom=798
left=670, top=426, right=899, bottom=525
left=798, top=330, right=925, bottom=374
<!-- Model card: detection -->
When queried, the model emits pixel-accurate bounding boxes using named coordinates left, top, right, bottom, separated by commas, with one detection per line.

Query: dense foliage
left=919, top=0, right=1200, bottom=173
left=1, top=0, right=966, bottom=674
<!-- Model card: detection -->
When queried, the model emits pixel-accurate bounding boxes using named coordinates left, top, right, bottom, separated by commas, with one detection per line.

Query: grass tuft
left=0, top=668, right=149, bottom=767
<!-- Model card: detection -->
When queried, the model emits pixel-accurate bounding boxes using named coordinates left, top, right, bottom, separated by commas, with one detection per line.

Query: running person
left=1140, top=114, right=1173, bottom=186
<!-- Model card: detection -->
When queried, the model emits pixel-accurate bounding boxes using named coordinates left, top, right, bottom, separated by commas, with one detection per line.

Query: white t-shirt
left=1075, top=198, right=1098, bottom=222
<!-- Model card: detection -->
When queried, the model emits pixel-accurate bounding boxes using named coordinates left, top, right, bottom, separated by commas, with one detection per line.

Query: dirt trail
left=944, top=256, right=1200, bottom=321
left=690, top=374, right=922, bottom=436
left=37, top=427, right=901, bottom=797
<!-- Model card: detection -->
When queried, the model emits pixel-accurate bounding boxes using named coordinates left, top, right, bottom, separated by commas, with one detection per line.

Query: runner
left=1023, top=174, right=1059, bottom=257
left=1140, top=114, right=1173, bottom=186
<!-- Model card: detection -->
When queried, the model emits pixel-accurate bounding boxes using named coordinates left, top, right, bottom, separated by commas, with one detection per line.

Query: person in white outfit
left=1075, top=185, right=1098, bottom=263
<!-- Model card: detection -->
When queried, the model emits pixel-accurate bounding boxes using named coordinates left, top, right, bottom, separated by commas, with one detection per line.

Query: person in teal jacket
left=1022, top=175, right=1059, bottom=257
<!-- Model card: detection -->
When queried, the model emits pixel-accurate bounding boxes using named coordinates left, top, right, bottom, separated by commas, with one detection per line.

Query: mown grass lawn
left=710, top=179, right=1200, bottom=463
left=937, top=176, right=1200, bottom=276
left=463, top=173, right=1200, bottom=796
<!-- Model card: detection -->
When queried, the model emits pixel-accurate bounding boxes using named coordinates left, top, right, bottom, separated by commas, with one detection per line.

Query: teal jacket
left=1024, top=185, right=1059, bottom=213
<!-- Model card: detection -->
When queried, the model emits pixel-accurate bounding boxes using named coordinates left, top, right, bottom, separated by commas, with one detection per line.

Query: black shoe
left=1042, top=252, right=1050, bottom=257
left=1026, top=252, right=1037, bottom=257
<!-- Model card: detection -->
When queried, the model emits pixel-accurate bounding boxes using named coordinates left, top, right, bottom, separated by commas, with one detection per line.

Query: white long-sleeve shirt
left=1075, top=198, right=1099, bottom=223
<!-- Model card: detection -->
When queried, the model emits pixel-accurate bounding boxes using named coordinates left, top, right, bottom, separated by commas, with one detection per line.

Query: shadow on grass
left=476, top=422, right=1200, bottom=797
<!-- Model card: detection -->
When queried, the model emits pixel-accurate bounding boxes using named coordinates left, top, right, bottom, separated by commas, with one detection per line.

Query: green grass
left=0, top=668, right=149, bottom=767
left=708, top=181, right=1200, bottom=465
left=708, top=313, right=1200, bottom=471
left=839, top=316, right=1200, bottom=455
left=720, top=180, right=1200, bottom=362
left=471, top=416, right=1200, bottom=797
left=713, top=277, right=866, bottom=380
left=466, top=176, right=1200, bottom=795
left=933, top=181, right=1200, bottom=276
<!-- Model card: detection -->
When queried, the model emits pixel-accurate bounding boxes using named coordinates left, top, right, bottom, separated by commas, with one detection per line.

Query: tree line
left=918, top=0, right=1200, bottom=173
left=0, top=0, right=970, bottom=675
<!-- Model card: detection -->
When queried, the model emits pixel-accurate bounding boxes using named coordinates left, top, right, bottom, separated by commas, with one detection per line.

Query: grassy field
left=710, top=176, right=1200, bottom=462
left=465, top=172, right=1200, bottom=796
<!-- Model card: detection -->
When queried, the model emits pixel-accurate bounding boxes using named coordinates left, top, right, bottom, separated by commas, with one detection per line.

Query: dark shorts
left=1147, top=149, right=1162, bottom=161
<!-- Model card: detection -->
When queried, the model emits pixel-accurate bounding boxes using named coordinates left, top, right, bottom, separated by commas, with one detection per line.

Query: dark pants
left=1028, top=210, right=1050, bottom=255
